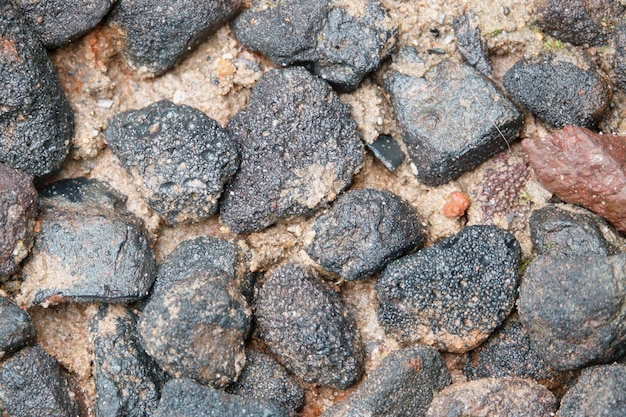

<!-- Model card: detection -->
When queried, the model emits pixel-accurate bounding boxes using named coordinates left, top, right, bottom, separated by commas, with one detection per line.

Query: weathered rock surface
left=306, top=188, right=424, bottom=281
left=19, top=178, right=156, bottom=307
left=220, top=67, right=363, bottom=234
left=323, top=345, right=451, bottom=417
left=519, top=254, right=626, bottom=370
left=383, top=60, right=523, bottom=186
left=255, top=263, right=364, bottom=389
left=376, top=225, right=521, bottom=353
left=105, top=100, right=239, bottom=225
left=615, top=21, right=626, bottom=92
left=453, top=13, right=492, bottom=76
left=0, top=2, right=74, bottom=177
left=0, top=296, right=36, bottom=358
left=0, top=163, right=37, bottom=276
left=522, top=126, right=626, bottom=233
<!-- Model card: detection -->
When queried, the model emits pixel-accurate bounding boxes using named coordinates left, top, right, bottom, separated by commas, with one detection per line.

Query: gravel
left=0, top=296, right=36, bottom=358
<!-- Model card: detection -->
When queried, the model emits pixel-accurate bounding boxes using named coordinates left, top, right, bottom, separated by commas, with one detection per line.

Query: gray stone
left=0, top=296, right=36, bottom=358
left=453, top=13, right=492, bottom=76
left=366, top=134, right=405, bottom=172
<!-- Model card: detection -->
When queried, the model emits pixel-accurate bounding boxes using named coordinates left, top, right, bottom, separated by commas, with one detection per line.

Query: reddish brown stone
left=443, top=191, right=471, bottom=218
left=522, top=126, right=626, bottom=233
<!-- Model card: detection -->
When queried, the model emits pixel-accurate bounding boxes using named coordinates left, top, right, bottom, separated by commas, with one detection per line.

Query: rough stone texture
left=376, top=225, right=521, bottom=353
left=522, top=126, right=626, bottom=233
left=426, top=377, right=558, bottom=417
left=0, top=346, right=82, bottom=417
left=220, top=67, right=363, bottom=234
left=226, top=349, right=305, bottom=416
left=305, top=188, right=425, bottom=281
left=503, top=54, right=612, bottom=129
left=0, top=163, right=37, bottom=276
left=255, top=263, right=364, bottom=389
left=323, top=345, right=451, bottom=417
left=529, top=204, right=626, bottom=257
left=0, top=2, right=74, bottom=178
left=452, top=13, right=492, bottom=76
left=518, top=254, right=626, bottom=371
left=107, top=0, right=243, bottom=77
left=383, top=60, right=523, bottom=186
left=91, top=304, right=165, bottom=417
left=105, top=100, right=239, bottom=225
left=443, top=191, right=470, bottom=218
left=154, top=378, right=289, bottom=417
left=557, top=363, right=626, bottom=417
left=0, top=296, right=36, bottom=358
left=233, top=0, right=396, bottom=90
left=534, top=0, right=624, bottom=46
left=139, top=270, right=250, bottom=388
left=12, top=0, right=113, bottom=49
left=19, top=178, right=157, bottom=307
left=615, top=21, right=626, bottom=91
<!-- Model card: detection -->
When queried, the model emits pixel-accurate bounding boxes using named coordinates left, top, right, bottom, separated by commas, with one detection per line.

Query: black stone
left=255, top=263, right=364, bottom=389
left=0, top=2, right=74, bottom=177
left=19, top=178, right=156, bottom=307
left=383, top=60, right=523, bottom=186
left=0, top=346, right=81, bottom=417
left=105, top=100, right=239, bottom=225
left=453, top=13, right=492, bottom=76
left=366, top=134, right=405, bottom=172
left=220, top=67, right=363, bottom=234
left=376, top=225, right=521, bottom=353
left=91, top=304, right=165, bottom=417
left=0, top=296, right=36, bottom=358
left=519, top=254, right=626, bottom=370
left=614, top=21, right=626, bottom=92
left=503, top=53, right=612, bottom=129
left=306, top=188, right=424, bottom=281
left=12, top=0, right=113, bottom=49
left=107, top=0, right=243, bottom=77
left=323, top=345, right=451, bottom=417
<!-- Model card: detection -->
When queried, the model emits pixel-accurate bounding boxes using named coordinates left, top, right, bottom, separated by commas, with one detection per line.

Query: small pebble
left=452, top=13, right=492, bottom=76
left=366, top=134, right=405, bottom=172
left=443, top=191, right=470, bottom=218
left=0, top=296, right=36, bottom=359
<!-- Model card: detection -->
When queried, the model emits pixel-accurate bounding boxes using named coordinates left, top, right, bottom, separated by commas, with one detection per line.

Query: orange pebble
left=443, top=191, right=470, bottom=218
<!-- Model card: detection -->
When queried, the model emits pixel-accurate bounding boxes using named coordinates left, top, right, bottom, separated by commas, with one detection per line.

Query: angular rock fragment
left=233, top=0, right=397, bottom=90
left=503, top=54, right=612, bottom=129
left=453, top=13, right=492, bottom=76
left=0, top=3, right=74, bottom=177
left=0, top=346, right=81, bottom=417
left=91, top=304, right=165, bottom=417
left=226, top=349, right=305, bottom=416
left=0, top=163, right=37, bottom=276
left=19, top=178, right=157, bottom=307
left=108, top=0, right=243, bottom=77
left=383, top=60, right=523, bottom=186
left=366, top=134, right=405, bottom=172
left=154, top=378, right=289, bottom=417
left=105, top=100, right=239, bottom=225
left=220, top=67, right=363, bottom=234
left=12, top=0, right=113, bottom=49
left=255, top=263, right=364, bottom=389
left=522, top=126, right=626, bottom=233
left=0, top=296, right=36, bottom=358
left=426, top=377, right=558, bottom=417
left=323, top=345, right=451, bottom=417
left=306, top=188, right=424, bottom=281
left=376, top=225, right=521, bottom=353
left=519, top=254, right=626, bottom=370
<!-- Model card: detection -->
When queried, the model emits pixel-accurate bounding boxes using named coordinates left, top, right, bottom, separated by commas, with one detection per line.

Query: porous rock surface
left=452, top=12, right=492, bottom=76
left=0, top=296, right=36, bottom=358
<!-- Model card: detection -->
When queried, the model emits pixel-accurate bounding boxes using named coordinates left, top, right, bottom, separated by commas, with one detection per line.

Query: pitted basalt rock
left=0, top=296, right=36, bottom=358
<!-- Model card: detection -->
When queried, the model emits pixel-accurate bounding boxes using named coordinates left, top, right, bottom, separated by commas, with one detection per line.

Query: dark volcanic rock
left=91, top=304, right=165, bottom=417
left=426, top=377, right=558, bottom=417
left=522, top=126, right=626, bottom=233
left=0, top=3, right=74, bottom=178
left=105, top=100, right=239, bottom=225
left=366, top=134, right=405, bottom=172
left=0, top=346, right=81, bottom=417
left=0, top=163, right=38, bottom=276
left=534, top=0, right=624, bottom=46
left=615, top=21, right=626, bottom=91
left=233, top=0, right=396, bottom=90
left=306, top=188, right=424, bottom=281
left=323, top=345, right=451, bottom=417
left=227, top=349, right=305, bottom=416
left=529, top=204, right=626, bottom=256
left=108, top=0, right=243, bottom=77
left=12, top=0, right=113, bottom=49
left=376, top=225, right=521, bottom=353
left=154, top=378, right=289, bottom=417
left=19, top=178, right=156, bottom=307
left=383, top=60, right=523, bottom=186
left=255, top=263, right=364, bottom=389
left=557, top=363, right=626, bottom=417
left=503, top=54, right=612, bottom=129
left=453, top=13, right=492, bottom=76
left=0, top=296, right=36, bottom=358
left=220, top=67, right=363, bottom=234
left=519, top=254, right=626, bottom=370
